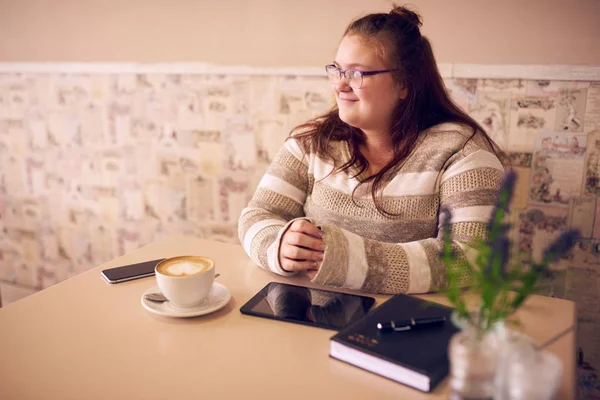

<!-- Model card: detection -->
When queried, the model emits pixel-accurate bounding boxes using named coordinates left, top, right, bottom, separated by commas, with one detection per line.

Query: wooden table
left=0, top=235, right=576, bottom=400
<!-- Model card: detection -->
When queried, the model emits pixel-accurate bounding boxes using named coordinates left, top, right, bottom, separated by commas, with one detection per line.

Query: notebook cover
left=329, top=294, right=459, bottom=392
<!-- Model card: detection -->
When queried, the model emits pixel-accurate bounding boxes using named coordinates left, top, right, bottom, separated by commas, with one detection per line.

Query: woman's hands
left=279, top=220, right=326, bottom=278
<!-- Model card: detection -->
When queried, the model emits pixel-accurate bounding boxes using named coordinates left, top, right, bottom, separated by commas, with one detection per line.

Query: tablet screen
left=240, top=282, right=376, bottom=331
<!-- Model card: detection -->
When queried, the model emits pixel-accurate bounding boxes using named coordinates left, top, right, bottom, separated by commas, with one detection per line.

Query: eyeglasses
left=325, top=64, right=399, bottom=89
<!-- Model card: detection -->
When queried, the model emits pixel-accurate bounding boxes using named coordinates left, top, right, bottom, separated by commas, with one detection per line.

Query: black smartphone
left=101, top=258, right=166, bottom=284
left=240, top=282, right=376, bottom=331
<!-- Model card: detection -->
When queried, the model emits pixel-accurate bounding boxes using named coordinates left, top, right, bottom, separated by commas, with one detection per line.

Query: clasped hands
left=279, top=220, right=326, bottom=280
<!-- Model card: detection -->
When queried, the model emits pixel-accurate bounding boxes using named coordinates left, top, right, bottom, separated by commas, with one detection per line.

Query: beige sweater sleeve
left=238, top=139, right=310, bottom=275
left=311, top=148, right=505, bottom=294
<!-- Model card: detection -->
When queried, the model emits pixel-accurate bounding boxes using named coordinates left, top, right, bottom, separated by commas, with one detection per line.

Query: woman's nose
left=335, top=78, right=352, bottom=92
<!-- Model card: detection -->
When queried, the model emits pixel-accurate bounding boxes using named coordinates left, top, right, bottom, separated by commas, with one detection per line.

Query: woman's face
left=332, top=34, right=406, bottom=134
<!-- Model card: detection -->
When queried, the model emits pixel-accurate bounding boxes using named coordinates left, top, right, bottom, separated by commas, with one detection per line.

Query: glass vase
left=494, top=333, right=563, bottom=400
left=448, top=329, right=500, bottom=400
left=447, top=311, right=503, bottom=400
left=493, top=329, right=537, bottom=400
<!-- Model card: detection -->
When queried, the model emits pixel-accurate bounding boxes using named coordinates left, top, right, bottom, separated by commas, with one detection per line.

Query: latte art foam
left=157, top=259, right=212, bottom=277
left=166, top=262, right=205, bottom=276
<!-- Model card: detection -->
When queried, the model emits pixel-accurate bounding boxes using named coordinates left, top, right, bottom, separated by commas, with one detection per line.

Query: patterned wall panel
left=1, top=70, right=599, bottom=397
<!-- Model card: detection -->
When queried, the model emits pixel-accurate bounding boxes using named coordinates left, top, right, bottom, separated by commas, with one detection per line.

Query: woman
left=238, top=6, right=507, bottom=294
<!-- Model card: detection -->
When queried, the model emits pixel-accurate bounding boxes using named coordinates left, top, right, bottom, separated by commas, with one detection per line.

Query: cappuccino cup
left=155, top=256, right=215, bottom=308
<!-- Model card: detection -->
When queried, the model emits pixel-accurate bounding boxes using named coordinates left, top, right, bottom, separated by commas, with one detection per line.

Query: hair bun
left=390, top=5, right=422, bottom=28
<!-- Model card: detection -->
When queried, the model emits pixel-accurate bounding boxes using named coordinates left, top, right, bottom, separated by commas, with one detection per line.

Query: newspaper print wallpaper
left=1, top=70, right=600, bottom=397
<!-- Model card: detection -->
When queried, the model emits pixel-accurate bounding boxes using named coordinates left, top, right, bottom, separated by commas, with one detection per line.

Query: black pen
left=376, top=316, right=446, bottom=332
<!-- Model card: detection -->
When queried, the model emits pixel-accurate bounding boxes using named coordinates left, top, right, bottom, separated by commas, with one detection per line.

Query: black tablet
left=240, top=282, right=376, bottom=331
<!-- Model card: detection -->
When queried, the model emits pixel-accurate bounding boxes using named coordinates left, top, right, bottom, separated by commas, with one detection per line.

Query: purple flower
left=440, top=207, right=452, bottom=235
left=439, top=206, right=454, bottom=259
left=485, top=236, right=511, bottom=278
left=486, top=170, right=517, bottom=234
left=542, top=229, right=580, bottom=265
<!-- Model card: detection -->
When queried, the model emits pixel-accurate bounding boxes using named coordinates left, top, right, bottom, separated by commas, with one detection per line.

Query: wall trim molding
left=0, top=62, right=599, bottom=81
left=451, top=64, right=600, bottom=81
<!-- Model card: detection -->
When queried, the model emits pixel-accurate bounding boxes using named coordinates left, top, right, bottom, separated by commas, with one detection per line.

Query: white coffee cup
left=155, top=256, right=215, bottom=308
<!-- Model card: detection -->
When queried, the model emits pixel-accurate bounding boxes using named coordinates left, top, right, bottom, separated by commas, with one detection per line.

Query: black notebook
left=329, top=294, right=458, bottom=393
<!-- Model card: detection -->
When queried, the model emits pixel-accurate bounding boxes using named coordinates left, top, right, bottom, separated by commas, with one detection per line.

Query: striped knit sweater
left=238, top=123, right=505, bottom=294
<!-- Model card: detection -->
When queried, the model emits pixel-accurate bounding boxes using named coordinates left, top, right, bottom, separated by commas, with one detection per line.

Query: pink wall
left=0, top=0, right=599, bottom=66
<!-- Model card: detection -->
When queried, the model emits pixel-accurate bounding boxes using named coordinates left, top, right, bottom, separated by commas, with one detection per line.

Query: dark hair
left=291, top=4, right=509, bottom=216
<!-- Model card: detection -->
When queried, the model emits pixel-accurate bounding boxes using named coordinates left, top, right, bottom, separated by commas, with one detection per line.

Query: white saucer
left=141, top=282, right=231, bottom=318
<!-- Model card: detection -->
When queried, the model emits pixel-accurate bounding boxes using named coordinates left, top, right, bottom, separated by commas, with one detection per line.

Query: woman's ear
left=399, top=86, right=408, bottom=100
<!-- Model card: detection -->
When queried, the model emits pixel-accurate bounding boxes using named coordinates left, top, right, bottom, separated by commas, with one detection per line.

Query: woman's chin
left=338, top=111, right=361, bottom=127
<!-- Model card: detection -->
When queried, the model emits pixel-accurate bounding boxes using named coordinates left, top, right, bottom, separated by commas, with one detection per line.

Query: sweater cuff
left=310, top=224, right=351, bottom=288
left=267, top=217, right=313, bottom=276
